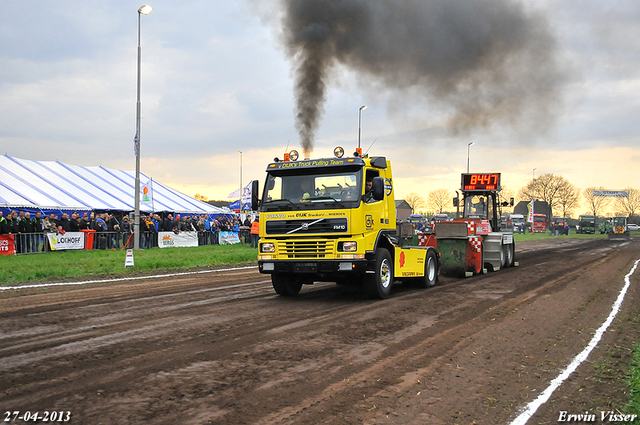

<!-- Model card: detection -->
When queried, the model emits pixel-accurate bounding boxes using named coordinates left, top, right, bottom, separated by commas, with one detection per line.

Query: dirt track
left=1, top=238, right=639, bottom=425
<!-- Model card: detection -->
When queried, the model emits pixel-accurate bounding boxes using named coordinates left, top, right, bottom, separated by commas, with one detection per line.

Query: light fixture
left=138, top=5, right=153, bottom=14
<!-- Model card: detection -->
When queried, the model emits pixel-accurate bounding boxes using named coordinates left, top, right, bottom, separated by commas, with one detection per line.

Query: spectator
left=196, top=215, right=206, bottom=245
left=186, top=216, right=195, bottom=232
left=250, top=218, right=259, bottom=248
left=180, top=216, right=194, bottom=232
left=43, top=216, right=57, bottom=233
left=94, top=213, right=107, bottom=249
left=19, top=211, right=36, bottom=253
left=42, top=216, right=57, bottom=251
left=13, top=210, right=23, bottom=253
left=0, top=211, right=8, bottom=234
left=105, top=213, right=118, bottom=249
left=58, top=212, right=71, bottom=233
left=32, top=211, right=44, bottom=252
left=121, top=215, right=132, bottom=248
left=70, top=213, right=81, bottom=231
left=163, top=214, right=174, bottom=232
left=48, top=213, right=58, bottom=229
left=80, top=212, right=91, bottom=230
left=143, top=215, right=156, bottom=248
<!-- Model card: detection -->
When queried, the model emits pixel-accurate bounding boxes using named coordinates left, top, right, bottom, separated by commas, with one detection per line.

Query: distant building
left=395, top=200, right=413, bottom=221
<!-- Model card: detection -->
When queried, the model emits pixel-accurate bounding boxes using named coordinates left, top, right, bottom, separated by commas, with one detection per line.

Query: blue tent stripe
left=37, top=161, right=118, bottom=209
left=0, top=178, right=40, bottom=206
left=100, top=167, right=174, bottom=212
left=55, top=161, right=133, bottom=210
left=77, top=165, right=137, bottom=208
left=8, top=157, right=97, bottom=209
left=0, top=161, right=67, bottom=207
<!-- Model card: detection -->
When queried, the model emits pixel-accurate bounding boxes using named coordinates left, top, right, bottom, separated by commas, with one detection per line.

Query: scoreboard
left=461, top=173, right=501, bottom=191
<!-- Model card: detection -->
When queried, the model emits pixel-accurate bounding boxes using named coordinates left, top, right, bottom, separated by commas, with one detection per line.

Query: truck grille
left=276, top=240, right=335, bottom=259
left=266, top=218, right=348, bottom=235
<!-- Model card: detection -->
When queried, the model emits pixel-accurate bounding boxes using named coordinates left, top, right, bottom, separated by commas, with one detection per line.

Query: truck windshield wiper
left=264, top=199, right=294, bottom=205
left=307, top=196, right=348, bottom=207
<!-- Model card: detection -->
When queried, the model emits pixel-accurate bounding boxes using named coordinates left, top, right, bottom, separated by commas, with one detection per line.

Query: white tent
left=0, top=155, right=226, bottom=215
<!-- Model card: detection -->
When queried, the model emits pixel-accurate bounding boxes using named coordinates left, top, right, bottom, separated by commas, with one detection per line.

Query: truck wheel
left=365, top=248, right=393, bottom=299
left=272, top=274, right=303, bottom=296
left=504, top=243, right=515, bottom=267
left=499, top=243, right=506, bottom=269
left=416, top=250, right=438, bottom=288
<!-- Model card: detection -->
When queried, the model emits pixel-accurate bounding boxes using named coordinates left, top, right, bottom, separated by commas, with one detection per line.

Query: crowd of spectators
left=0, top=210, right=256, bottom=254
left=139, top=213, right=251, bottom=248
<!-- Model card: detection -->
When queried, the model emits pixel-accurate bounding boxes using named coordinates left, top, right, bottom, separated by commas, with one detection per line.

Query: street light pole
left=238, top=150, right=243, bottom=211
left=134, top=4, right=153, bottom=251
left=466, top=141, right=474, bottom=173
left=357, top=105, right=367, bottom=154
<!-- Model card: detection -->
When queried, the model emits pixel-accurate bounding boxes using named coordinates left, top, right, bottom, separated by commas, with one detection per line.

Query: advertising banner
left=0, top=234, right=16, bottom=255
left=219, top=231, right=240, bottom=245
left=158, top=231, right=199, bottom=248
left=46, top=232, right=85, bottom=251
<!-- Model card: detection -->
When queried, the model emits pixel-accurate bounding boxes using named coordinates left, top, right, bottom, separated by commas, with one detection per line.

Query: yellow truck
left=252, top=148, right=439, bottom=299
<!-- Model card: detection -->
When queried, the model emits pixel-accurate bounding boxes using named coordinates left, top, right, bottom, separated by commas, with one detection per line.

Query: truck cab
left=255, top=148, right=438, bottom=298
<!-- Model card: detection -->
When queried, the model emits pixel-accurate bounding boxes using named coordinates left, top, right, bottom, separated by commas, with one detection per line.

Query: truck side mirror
left=510, top=197, right=514, bottom=207
left=250, top=180, right=260, bottom=211
left=372, top=177, right=385, bottom=201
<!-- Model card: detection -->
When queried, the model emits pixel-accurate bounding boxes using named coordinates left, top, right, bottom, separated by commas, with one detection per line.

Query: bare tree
left=583, top=187, right=611, bottom=218
left=194, top=193, right=209, bottom=202
left=556, top=182, right=580, bottom=218
left=517, top=173, right=575, bottom=218
left=614, top=188, right=640, bottom=219
left=404, top=192, right=426, bottom=212
left=427, top=189, right=452, bottom=213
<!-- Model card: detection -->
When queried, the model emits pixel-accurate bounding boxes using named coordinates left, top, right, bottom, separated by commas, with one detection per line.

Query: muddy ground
left=1, top=238, right=639, bottom=425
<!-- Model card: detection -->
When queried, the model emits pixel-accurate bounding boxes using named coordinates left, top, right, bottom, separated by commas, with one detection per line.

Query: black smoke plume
left=278, top=0, right=566, bottom=157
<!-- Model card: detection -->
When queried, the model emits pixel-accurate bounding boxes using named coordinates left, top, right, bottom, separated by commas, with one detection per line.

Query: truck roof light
left=334, top=146, right=344, bottom=158
left=289, top=150, right=299, bottom=161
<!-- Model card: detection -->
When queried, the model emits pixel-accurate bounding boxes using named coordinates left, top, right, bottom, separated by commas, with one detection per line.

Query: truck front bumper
left=258, top=259, right=369, bottom=277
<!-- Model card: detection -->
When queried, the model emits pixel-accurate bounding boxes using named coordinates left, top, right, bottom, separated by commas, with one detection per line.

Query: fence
left=1, top=229, right=253, bottom=256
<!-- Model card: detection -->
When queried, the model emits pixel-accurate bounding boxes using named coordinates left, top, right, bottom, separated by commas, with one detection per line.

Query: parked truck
left=253, top=147, right=439, bottom=299
left=577, top=215, right=596, bottom=234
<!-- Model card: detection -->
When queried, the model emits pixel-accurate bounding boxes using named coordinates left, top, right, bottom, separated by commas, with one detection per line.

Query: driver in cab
left=298, top=179, right=313, bottom=202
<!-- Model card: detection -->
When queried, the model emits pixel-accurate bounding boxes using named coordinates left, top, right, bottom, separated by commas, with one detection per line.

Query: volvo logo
left=301, top=222, right=309, bottom=230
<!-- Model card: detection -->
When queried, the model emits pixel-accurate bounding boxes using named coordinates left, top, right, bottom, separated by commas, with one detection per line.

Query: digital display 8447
left=462, top=173, right=501, bottom=191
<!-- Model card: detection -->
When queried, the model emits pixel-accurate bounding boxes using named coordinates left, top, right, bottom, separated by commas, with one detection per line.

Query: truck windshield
left=463, top=195, right=491, bottom=219
left=261, top=169, right=362, bottom=211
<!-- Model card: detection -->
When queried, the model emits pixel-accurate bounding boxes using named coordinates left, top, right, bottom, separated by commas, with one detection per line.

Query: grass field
left=0, top=243, right=258, bottom=286
left=627, top=342, right=640, bottom=419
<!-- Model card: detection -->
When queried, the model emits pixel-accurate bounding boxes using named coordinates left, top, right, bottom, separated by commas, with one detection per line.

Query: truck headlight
left=340, top=241, right=357, bottom=252
left=261, top=243, right=275, bottom=253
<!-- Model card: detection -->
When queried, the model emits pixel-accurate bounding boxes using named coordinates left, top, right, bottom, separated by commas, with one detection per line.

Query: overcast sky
left=1, top=0, right=639, bottom=210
